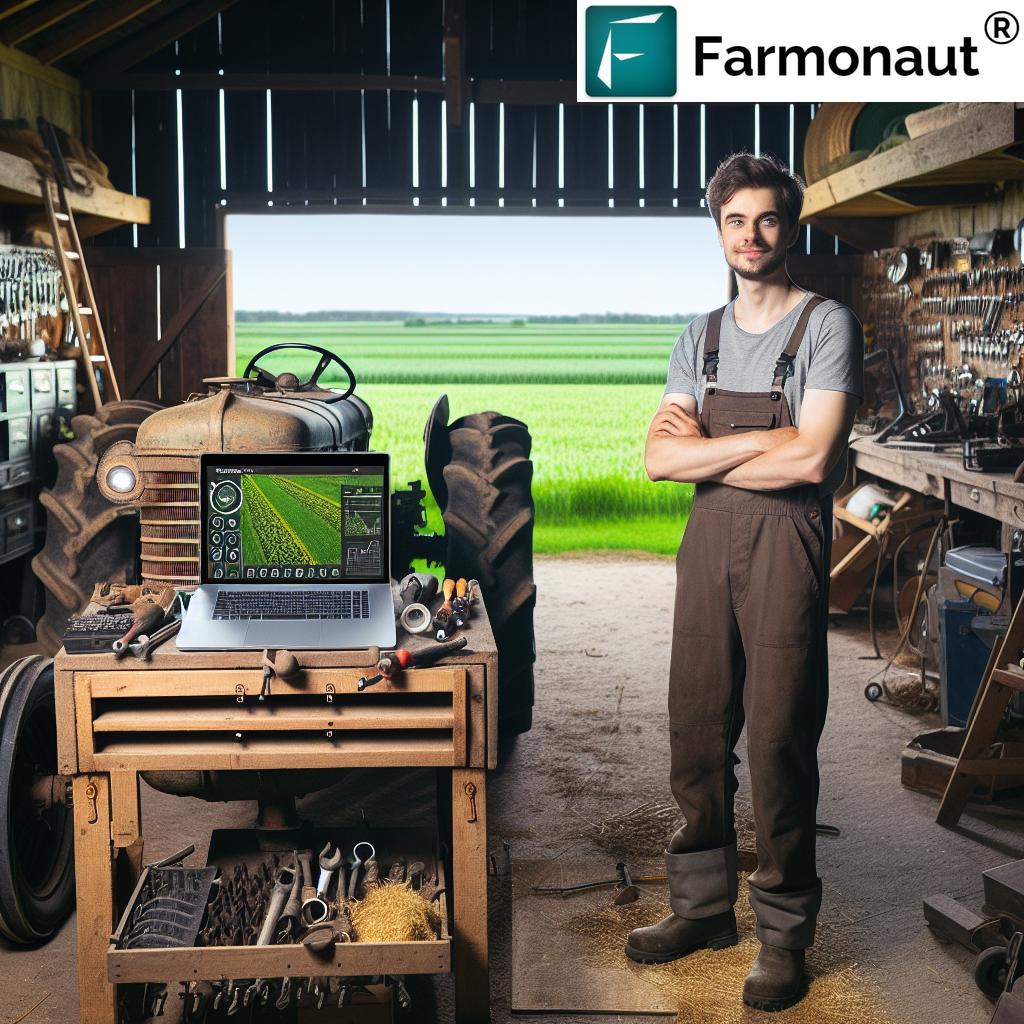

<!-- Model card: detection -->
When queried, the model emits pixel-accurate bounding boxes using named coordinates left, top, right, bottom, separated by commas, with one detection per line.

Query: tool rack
left=54, top=600, right=498, bottom=1023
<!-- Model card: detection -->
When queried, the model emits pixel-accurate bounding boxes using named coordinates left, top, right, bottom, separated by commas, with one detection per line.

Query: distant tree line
left=237, top=310, right=694, bottom=323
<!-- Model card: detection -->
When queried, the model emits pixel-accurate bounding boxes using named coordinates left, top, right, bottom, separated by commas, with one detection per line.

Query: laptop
left=176, top=452, right=397, bottom=651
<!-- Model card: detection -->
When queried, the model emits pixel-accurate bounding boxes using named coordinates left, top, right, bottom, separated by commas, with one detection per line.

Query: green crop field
left=240, top=473, right=342, bottom=565
left=235, top=321, right=694, bottom=555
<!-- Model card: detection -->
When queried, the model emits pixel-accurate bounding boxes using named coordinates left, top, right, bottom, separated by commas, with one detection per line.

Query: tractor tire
left=0, top=656, right=74, bottom=945
left=32, top=401, right=159, bottom=654
left=442, top=412, right=536, bottom=742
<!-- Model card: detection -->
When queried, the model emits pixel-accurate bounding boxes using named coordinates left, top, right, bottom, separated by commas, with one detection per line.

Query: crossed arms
left=644, top=389, right=860, bottom=491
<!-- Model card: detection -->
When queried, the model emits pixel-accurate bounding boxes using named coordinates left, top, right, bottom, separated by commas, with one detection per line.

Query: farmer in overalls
left=626, top=153, right=864, bottom=1011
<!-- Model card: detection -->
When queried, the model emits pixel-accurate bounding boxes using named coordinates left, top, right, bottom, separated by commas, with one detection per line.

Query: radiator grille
left=138, top=460, right=200, bottom=589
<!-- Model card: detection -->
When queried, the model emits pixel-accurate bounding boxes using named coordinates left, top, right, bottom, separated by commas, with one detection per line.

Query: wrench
left=347, top=841, right=376, bottom=901
left=277, top=855, right=302, bottom=938
left=275, top=976, right=292, bottom=1010
left=256, top=866, right=295, bottom=946
left=316, top=842, right=343, bottom=900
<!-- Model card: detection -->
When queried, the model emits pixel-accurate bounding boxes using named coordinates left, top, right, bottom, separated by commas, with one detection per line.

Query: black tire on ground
left=31, top=401, right=159, bottom=654
left=0, top=656, right=74, bottom=945
left=441, top=412, right=536, bottom=739
left=975, top=944, right=1010, bottom=1000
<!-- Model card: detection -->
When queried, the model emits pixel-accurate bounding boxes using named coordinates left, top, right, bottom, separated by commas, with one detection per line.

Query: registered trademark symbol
left=985, top=10, right=1019, bottom=43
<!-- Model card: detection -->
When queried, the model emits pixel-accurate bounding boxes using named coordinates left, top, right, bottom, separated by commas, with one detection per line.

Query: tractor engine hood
left=133, top=379, right=373, bottom=455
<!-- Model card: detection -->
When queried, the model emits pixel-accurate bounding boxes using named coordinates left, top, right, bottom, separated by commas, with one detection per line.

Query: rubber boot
left=742, top=944, right=807, bottom=1011
left=624, top=907, right=738, bottom=964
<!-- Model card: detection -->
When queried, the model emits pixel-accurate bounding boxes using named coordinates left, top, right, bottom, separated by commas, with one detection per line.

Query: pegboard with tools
left=0, top=245, right=69, bottom=359
left=864, top=233, right=1024, bottom=453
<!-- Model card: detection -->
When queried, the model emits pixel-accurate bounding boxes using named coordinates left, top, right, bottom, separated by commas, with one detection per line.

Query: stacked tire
left=441, top=412, right=537, bottom=740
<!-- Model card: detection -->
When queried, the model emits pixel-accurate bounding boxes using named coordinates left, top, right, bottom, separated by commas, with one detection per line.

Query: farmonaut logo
left=585, top=6, right=677, bottom=96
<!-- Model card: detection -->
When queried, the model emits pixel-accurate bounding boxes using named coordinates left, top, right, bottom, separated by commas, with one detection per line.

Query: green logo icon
left=585, top=6, right=677, bottom=97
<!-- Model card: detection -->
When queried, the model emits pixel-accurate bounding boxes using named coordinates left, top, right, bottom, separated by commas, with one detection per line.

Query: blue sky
left=227, top=213, right=726, bottom=316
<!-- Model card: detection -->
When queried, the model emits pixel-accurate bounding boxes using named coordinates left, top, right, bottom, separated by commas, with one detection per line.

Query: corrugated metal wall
left=89, top=1, right=838, bottom=252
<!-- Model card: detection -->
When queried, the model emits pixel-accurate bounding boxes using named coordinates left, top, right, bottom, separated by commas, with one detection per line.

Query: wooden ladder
left=40, top=176, right=120, bottom=410
left=937, top=585, right=1024, bottom=828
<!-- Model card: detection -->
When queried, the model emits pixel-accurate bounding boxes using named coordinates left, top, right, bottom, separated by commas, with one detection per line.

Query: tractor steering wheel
left=243, top=343, right=357, bottom=400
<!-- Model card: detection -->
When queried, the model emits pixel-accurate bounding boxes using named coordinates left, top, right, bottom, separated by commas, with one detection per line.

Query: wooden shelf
left=802, top=103, right=1024, bottom=223
left=0, top=148, right=149, bottom=237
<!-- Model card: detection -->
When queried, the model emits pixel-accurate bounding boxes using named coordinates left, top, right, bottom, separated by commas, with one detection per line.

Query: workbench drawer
left=949, top=479, right=1003, bottom=522
left=73, top=667, right=469, bottom=771
left=107, top=826, right=450, bottom=991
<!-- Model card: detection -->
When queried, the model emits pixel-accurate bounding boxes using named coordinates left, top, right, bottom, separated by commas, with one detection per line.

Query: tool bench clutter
left=54, top=590, right=498, bottom=1024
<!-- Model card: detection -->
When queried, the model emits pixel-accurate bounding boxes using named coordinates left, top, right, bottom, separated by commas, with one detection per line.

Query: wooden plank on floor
left=511, top=858, right=676, bottom=1015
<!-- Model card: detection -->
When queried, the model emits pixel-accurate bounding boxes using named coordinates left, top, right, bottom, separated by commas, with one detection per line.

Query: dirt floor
left=0, top=553, right=1014, bottom=1023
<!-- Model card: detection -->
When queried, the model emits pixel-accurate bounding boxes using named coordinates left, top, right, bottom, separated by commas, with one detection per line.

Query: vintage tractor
left=0, top=342, right=536, bottom=944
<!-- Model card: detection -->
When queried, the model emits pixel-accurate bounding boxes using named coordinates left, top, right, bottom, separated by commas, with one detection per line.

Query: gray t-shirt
left=663, top=292, right=864, bottom=497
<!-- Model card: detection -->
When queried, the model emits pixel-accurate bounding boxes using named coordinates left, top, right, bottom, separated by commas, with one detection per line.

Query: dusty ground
left=0, top=554, right=1014, bottom=1023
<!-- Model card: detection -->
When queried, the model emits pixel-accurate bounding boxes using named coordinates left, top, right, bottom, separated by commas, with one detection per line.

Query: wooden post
left=73, top=773, right=116, bottom=1024
left=110, top=770, right=144, bottom=899
left=452, top=767, right=488, bottom=1023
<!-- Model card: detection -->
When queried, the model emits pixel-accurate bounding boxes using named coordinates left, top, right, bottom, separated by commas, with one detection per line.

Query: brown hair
left=705, top=152, right=805, bottom=230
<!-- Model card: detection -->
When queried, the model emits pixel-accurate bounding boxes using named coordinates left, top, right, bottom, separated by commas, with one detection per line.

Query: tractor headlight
left=107, top=465, right=136, bottom=493
left=97, top=442, right=143, bottom=503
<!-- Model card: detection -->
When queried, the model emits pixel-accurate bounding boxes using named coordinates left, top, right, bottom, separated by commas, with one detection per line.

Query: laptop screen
left=199, top=453, right=390, bottom=585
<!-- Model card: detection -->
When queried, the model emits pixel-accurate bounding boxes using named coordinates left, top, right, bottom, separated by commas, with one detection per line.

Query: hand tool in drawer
left=277, top=854, right=303, bottom=939
left=243, top=863, right=298, bottom=1009
left=357, top=635, right=468, bottom=690
left=347, top=841, right=376, bottom=900
left=116, top=866, right=218, bottom=949
left=301, top=842, right=340, bottom=926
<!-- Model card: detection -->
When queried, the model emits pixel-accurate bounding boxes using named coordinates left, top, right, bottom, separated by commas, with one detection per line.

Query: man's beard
left=727, top=246, right=788, bottom=280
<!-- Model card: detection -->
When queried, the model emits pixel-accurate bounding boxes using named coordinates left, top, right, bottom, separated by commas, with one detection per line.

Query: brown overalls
left=665, top=295, right=834, bottom=950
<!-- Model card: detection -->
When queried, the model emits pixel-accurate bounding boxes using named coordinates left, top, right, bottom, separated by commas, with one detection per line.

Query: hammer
left=357, top=637, right=468, bottom=691
left=531, top=861, right=662, bottom=904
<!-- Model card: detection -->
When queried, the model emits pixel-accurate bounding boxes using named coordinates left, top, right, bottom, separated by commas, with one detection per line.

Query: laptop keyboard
left=212, top=590, right=371, bottom=620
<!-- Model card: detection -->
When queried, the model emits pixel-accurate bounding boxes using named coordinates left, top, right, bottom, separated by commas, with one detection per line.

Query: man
left=625, top=152, right=864, bottom=1012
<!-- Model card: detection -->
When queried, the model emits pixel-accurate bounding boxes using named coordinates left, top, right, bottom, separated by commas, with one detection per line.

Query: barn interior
left=1, top=4, right=1024, bottom=1024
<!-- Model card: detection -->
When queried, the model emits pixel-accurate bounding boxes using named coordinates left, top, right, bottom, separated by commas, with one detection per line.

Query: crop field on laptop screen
left=239, top=474, right=343, bottom=565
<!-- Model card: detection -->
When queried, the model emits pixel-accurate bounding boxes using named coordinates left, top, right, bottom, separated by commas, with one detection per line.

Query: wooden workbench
left=54, top=599, right=498, bottom=1024
left=848, top=433, right=1024, bottom=534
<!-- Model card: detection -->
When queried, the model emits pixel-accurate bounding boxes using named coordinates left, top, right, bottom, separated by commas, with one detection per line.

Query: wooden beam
left=85, top=70, right=579, bottom=105
left=0, top=0, right=94, bottom=46
left=0, top=148, right=149, bottom=228
left=0, top=39, right=80, bottom=95
left=443, top=0, right=466, bottom=127
left=802, top=103, right=1021, bottom=220
left=0, top=1, right=44, bottom=26
left=34, top=0, right=162, bottom=65
left=86, top=70, right=447, bottom=92
left=474, top=79, right=575, bottom=105
left=77, top=0, right=240, bottom=78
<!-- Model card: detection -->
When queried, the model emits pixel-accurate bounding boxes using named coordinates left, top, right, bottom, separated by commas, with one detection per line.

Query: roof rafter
left=77, top=0, right=241, bottom=78
left=0, top=0, right=94, bottom=47
left=33, top=0, right=163, bottom=65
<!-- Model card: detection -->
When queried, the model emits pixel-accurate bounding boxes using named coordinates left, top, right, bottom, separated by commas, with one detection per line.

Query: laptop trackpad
left=244, top=620, right=322, bottom=648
